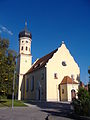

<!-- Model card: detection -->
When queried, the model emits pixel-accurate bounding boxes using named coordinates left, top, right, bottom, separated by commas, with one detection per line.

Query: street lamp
left=12, top=57, right=16, bottom=110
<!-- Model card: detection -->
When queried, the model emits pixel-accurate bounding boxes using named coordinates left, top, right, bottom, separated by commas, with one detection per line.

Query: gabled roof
left=25, top=49, right=58, bottom=74
left=60, top=76, right=78, bottom=85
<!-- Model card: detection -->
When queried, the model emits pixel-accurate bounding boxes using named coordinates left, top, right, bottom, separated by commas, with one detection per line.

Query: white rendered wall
left=18, top=36, right=32, bottom=100
left=18, top=74, right=23, bottom=100
left=19, top=54, right=32, bottom=74
left=67, top=84, right=79, bottom=101
left=46, top=43, right=80, bottom=101
left=60, top=84, right=67, bottom=101
left=19, top=37, right=31, bottom=55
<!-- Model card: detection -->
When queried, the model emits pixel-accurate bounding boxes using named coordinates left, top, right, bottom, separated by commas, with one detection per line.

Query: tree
left=88, top=67, right=90, bottom=93
left=72, top=87, right=90, bottom=116
left=0, top=37, right=17, bottom=98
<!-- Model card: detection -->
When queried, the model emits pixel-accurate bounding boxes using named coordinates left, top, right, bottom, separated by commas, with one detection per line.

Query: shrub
left=72, top=87, right=90, bottom=116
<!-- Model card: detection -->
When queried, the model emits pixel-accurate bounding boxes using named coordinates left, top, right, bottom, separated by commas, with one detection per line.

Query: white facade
left=46, top=43, right=80, bottom=101
left=17, top=28, right=32, bottom=100
left=22, top=42, right=80, bottom=102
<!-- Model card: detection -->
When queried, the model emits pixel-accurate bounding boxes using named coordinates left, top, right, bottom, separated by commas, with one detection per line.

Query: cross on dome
left=62, top=41, right=64, bottom=44
left=25, top=21, right=27, bottom=31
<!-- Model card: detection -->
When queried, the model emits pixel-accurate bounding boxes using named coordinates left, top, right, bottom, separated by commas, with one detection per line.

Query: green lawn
left=0, top=99, right=27, bottom=107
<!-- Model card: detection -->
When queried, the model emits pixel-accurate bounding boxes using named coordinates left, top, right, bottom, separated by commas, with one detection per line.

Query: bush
left=7, top=94, right=12, bottom=99
left=0, top=92, right=7, bottom=100
left=72, top=87, right=90, bottom=116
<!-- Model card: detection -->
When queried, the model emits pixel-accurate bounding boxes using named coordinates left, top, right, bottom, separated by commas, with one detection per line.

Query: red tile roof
left=60, top=76, right=78, bottom=85
left=25, top=49, right=58, bottom=74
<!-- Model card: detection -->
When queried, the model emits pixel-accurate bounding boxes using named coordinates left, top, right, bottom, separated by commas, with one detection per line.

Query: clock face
left=62, top=61, right=67, bottom=66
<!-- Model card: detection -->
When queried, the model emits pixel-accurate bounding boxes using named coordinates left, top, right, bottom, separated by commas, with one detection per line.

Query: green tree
left=72, top=87, right=90, bottom=116
left=0, top=37, right=17, bottom=98
left=88, top=67, right=90, bottom=93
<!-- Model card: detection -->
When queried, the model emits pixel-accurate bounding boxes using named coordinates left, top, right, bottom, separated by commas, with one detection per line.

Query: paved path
left=0, top=102, right=75, bottom=120
left=0, top=107, right=47, bottom=120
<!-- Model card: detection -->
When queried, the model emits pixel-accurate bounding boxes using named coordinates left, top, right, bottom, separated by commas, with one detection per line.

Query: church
left=17, top=24, right=80, bottom=101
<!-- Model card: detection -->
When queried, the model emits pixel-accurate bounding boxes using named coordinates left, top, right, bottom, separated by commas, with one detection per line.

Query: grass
left=0, top=99, right=27, bottom=107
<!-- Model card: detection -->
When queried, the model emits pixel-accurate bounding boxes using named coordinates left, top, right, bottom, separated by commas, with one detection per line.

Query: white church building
left=17, top=24, right=80, bottom=101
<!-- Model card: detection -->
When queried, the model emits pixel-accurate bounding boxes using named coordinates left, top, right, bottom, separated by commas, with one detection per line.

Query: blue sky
left=0, top=0, right=90, bottom=84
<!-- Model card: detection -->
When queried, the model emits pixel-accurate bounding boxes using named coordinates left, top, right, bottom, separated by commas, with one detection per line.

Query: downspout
left=45, top=65, right=47, bottom=101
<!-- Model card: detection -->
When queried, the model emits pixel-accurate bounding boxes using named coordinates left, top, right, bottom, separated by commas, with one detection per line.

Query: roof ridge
left=39, top=48, right=58, bottom=60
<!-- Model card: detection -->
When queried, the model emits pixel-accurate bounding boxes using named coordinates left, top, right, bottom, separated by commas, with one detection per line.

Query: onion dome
left=19, top=22, right=32, bottom=39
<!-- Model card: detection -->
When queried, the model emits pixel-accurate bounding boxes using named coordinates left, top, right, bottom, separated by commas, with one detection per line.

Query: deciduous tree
left=0, top=37, right=17, bottom=98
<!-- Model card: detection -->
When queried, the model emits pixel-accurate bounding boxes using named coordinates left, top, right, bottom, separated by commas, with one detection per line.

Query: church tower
left=17, top=22, right=32, bottom=100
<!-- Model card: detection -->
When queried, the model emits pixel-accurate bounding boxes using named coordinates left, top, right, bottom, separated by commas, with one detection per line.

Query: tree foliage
left=0, top=37, right=17, bottom=98
left=88, top=67, right=90, bottom=93
left=72, top=87, right=90, bottom=116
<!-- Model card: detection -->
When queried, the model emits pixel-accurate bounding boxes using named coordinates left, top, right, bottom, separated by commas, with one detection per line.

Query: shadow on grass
left=0, top=100, right=10, bottom=107
left=0, top=100, right=7, bottom=103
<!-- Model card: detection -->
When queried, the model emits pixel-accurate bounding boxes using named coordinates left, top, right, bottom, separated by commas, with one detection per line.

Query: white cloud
left=0, top=25, right=13, bottom=35
left=8, top=30, right=13, bottom=35
left=2, top=26, right=7, bottom=31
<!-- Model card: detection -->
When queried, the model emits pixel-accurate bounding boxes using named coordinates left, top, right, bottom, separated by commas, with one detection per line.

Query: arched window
left=26, top=46, right=28, bottom=51
left=54, top=73, right=58, bottom=79
left=21, top=46, right=23, bottom=50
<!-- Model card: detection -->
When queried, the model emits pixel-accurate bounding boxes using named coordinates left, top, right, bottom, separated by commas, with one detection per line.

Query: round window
left=62, top=61, right=67, bottom=66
